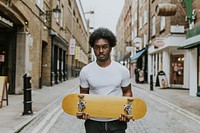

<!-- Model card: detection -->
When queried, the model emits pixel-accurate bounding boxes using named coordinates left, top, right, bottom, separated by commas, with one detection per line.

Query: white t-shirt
left=79, top=60, right=131, bottom=121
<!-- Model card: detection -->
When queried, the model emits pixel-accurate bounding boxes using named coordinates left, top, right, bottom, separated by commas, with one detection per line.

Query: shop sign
left=154, top=38, right=165, bottom=48
left=75, top=46, right=80, bottom=60
left=0, top=16, right=13, bottom=27
left=170, top=25, right=184, bottom=33
left=126, top=46, right=133, bottom=52
left=155, top=71, right=169, bottom=88
left=69, top=38, right=76, bottom=55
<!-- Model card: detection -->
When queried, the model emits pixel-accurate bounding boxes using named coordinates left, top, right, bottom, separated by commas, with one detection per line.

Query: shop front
left=179, top=25, right=200, bottom=97
left=51, top=33, right=67, bottom=85
left=170, top=54, right=184, bottom=85
left=130, top=47, right=148, bottom=83
left=0, top=10, right=19, bottom=94
left=148, top=35, right=186, bottom=89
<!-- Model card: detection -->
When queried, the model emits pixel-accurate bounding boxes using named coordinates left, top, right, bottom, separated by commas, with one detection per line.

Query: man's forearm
left=122, top=84, right=133, bottom=97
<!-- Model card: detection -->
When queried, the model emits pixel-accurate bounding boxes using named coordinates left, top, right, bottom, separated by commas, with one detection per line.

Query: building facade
left=148, top=0, right=187, bottom=89
left=117, top=0, right=200, bottom=97
left=0, top=0, right=89, bottom=94
left=179, top=0, right=200, bottom=96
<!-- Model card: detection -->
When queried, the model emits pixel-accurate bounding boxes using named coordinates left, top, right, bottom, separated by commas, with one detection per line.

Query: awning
left=118, top=52, right=131, bottom=62
left=130, top=48, right=147, bottom=62
left=178, top=34, right=200, bottom=49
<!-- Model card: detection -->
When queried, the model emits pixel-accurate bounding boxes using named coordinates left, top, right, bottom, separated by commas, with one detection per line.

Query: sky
left=80, top=0, right=125, bottom=34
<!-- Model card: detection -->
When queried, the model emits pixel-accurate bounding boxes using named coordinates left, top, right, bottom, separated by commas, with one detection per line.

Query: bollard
left=150, top=75, right=154, bottom=91
left=23, top=73, right=33, bottom=115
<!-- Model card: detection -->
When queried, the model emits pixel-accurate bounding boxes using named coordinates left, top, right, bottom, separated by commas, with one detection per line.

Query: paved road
left=19, top=85, right=200, bottom=133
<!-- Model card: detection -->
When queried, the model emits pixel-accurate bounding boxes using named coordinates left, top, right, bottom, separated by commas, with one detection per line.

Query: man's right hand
left=76, top=112, right=90, bottom=120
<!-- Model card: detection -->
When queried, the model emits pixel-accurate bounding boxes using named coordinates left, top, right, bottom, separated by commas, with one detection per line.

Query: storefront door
left=170, top=54, right=184, bottom=85
left=0, top=32, right=16, bottom=93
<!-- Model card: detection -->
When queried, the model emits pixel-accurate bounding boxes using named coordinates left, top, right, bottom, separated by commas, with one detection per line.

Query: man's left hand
left=119, top=114, right=133, bottom=122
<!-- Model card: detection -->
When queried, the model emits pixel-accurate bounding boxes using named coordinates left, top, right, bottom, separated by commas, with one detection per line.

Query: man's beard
left=97, top=54, right=110, bottom=62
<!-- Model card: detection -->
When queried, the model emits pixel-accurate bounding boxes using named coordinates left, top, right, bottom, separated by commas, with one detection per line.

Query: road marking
left=30, top=106, right=61, bottom=133
left=30, top=89, right=79, bottom=133
left=41, top=108, right=63, bottom=133
left=135, top=87, right=200, bottom=124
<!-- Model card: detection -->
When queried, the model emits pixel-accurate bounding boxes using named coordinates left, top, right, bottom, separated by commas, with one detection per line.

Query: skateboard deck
left=62, top=94, right=147, bottom=120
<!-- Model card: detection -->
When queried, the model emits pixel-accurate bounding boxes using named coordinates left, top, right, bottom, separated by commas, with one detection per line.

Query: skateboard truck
left=77, top=94, right=86, bottom=115
left=124, top=98, right=134, bottom=120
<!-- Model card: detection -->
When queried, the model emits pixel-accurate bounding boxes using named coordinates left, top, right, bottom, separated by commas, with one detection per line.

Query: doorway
left=0, top=32, right=16, bottom=94
left=170, top=54, right=184, bottom=85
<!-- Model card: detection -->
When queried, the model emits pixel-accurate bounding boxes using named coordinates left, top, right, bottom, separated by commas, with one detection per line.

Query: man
left=79, top=27, right=133, bottom=133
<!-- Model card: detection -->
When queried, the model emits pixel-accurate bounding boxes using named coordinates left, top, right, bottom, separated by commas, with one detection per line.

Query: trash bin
left=23, top=73, right=33, bottom=115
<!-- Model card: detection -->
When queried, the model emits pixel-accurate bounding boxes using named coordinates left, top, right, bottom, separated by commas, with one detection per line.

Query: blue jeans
left=85, top=119, right=127, bottom=133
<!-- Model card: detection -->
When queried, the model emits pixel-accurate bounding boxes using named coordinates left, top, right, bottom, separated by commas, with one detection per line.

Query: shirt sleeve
left=121, top=67, right=131, bottom=87
left=79, top=68, right=89, bottom=88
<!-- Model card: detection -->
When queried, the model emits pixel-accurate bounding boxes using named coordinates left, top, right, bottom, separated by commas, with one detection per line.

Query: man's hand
left=119, top=114, right=133, bottom=122
left=76, top=112, right=90, bottom=120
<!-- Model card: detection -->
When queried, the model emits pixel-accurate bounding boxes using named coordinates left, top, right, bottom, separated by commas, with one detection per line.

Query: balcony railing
left=186, top=25, right=200, bottom=38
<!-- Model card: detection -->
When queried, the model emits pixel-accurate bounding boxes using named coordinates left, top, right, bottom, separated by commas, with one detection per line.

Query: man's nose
left=99, top=47, right=103, bottom=52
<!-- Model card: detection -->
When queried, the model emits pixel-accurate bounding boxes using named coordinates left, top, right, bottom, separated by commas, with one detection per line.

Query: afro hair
left=89, top=27, right=117, bottom=47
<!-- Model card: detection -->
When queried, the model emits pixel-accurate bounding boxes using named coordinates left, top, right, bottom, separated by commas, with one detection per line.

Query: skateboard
left=62, top=94, right=147, bottom=120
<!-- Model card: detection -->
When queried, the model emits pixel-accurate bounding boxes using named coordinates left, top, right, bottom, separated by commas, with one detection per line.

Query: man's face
left=93, top=38, right=112, bottom=62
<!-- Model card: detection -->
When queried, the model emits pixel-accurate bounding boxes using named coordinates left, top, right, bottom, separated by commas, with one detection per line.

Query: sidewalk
left=0, top=78, right=80, bottom=133
left=131, top=79, right=200, bottom=119
left=0, top=78, right=200, bottom=133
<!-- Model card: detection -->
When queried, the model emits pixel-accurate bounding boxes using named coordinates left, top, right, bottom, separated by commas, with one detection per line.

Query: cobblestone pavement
left=1, top=78, right=200, bottom=133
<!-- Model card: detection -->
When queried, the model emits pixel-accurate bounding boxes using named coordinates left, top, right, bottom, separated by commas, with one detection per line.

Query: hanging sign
left=0, top=16, right=13, bottom=27
left=69, top=39, right=76, bottom=55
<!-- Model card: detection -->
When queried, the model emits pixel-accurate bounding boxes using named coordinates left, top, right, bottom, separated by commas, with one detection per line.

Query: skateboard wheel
left=78, top=94, right=85, bottom=99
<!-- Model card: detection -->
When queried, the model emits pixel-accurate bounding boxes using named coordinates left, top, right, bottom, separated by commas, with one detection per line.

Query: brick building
left=117, top=0, right=200, bottom=97
left=179, top=0, right=200, bottom=96
left=0, top=0, right=89, bottom=94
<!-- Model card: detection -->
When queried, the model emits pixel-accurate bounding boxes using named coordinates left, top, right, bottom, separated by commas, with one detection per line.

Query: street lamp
left=84, top=10, right=94, bottom=31
left=84, top=11, right=94, bottom=15
left=39, top=5, right=61, bottom=22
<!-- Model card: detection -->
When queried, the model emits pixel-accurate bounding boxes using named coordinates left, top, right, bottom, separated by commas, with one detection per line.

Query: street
left=19, top=86, right=200, bottom=133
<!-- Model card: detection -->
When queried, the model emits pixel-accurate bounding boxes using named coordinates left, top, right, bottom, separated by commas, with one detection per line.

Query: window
left=160, top=52, right=163, bottom=70
left=131, top=27, right=137, bottom=39
left=139, top=0, right=142, bottom=8
left=60, top=5, right=64, bottom=27
left=154, top=54, right=156, bottom=76
left=135, top=28, right=137, bottom=37
left=144, top=9, right=148, bottom=25
left=160, top=17, right=166, bottom=31
left=68, top=0, right=71, bottom=9
left=144, top=33, right=147, bottom=46
left=36, top=0, right=43, bottom=10
left=135, top=12, right=137, bottom=21
left=152, top=16, right=156, bottom=36
left=139, top=16, right=143, bottom=29
left=132, top=14, right=135, bottom=25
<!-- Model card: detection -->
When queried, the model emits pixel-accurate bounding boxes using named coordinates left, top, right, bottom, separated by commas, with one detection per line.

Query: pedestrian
left=78, top=27, right=133, bottom=133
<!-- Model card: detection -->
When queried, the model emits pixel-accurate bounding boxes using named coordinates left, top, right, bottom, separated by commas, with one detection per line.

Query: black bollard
left=150, top=75, right=154, bottom=91
left=23, top=73, right=33, bottom=115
